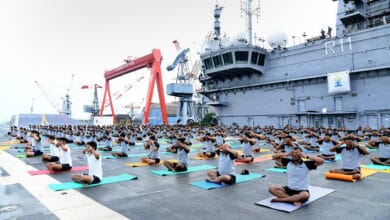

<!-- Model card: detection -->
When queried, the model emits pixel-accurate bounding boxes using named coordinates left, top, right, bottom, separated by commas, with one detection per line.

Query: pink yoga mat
left=28, top=166, right=89, bottom=175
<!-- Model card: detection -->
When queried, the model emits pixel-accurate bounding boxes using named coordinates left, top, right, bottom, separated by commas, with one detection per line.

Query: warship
left=199, top=0, right=390, bottom=129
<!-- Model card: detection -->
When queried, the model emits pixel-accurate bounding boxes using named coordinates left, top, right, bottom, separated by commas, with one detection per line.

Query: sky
left=0, top=0, right=338, bottom=122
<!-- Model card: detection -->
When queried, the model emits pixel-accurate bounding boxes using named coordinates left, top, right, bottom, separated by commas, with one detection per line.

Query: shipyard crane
left=166, top=40, right=196, bottom=124
left=100, top=49, right=168, bottom=125
left=34, top=81, right=62, bottom=114
left=81, top=84, right=102, bottom=118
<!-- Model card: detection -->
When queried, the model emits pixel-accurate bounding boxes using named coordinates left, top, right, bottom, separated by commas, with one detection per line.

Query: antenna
left=240, top=0, right=261, bottom=45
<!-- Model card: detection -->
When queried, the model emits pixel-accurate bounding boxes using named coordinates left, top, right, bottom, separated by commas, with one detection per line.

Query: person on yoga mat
left=235, top=132, right=256, bottom=163
left=273, top=135, right=299, bottom=168
left=329, top=137, right=369, bottom=180
left=97, top=132, right=113, bottom=151
left=197, top=133, right=217, bottom=159
left=163, top=137, right=189, bottom=172
left=71, top=141, right=102, bottom=185
left=42, top=135, right=59, bottom=162
left=46, top=137, right=72, bottom=172
left=141, top=135, right=161, bottom=165
left=26, top=130, right=44, bottom=157
left=369, top=136, right=390, bottom=166
left=206, top=143, right=238, bottom=185
left=112, top=132, right=130, bottom=157
left=317, top=134, right=339, bottom=161
left=269, top=147, right=324, bottom=206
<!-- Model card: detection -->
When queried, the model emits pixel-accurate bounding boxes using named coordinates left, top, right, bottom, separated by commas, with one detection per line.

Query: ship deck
left=1, top=131, right=389, bottom=220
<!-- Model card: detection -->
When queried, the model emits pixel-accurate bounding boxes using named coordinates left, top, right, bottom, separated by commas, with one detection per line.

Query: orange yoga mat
left=325, top=168, right=378, bottom=182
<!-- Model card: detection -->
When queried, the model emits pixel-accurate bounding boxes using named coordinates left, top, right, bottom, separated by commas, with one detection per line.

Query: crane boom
left=34, top=81, right=62, bottom=114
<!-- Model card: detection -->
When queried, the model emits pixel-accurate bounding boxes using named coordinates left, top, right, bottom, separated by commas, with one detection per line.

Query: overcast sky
left=0, top=0, right=338, bottom=122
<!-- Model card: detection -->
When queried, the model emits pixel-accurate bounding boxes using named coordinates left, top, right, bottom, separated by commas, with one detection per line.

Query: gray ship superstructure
left=199, top=0, right=390, bottom=129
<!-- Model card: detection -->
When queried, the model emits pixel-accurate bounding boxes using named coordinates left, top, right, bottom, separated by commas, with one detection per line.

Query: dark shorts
left=172, top=162, right=187, bottom=172
left=48, top=156, right=59, bottom=162
left=321, top=154, right=335, bottom=157
left=204, top=151, right=216, bottom=158
left=33, top=150, right=43, bottom=156
left=104, top=146, right=113, bottom=151
left=83, top=173, right=101, bottom=184
left=216, top=171, right=236, bottom=185
left=283, top=186, right=310, bottom=202
left=379, top=158, right=390, bottom=162
left=61, top=163, right=72, bottom=171
left=150, top=157, right=160, bottom=164
left=118, top=153, right=128, bottom=157
left=241, top=155, right=254, bottom=162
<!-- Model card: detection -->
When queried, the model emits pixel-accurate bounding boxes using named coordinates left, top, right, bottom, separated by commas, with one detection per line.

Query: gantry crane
left=99, top=49, right=168, bottom=125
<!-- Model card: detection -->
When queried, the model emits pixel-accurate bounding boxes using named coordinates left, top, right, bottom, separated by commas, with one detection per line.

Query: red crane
left=99, top=49, right=168, bottom=125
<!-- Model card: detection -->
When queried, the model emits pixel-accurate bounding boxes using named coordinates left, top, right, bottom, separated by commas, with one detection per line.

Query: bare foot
left=293, top=201, right=302, bottom=207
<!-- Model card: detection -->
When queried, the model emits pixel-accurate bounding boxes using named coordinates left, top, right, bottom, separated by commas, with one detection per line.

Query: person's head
left=48, top=135, right=55, bottom=144
left=344, top=137, right=354, bottom=149
left=290, top=147, right=303, bottom=161
left=177, top=137, right=186, bottom=143
left=58, top=137, right=68, bottom=145
left=380, top=136, right=389, bottom=144
left=323, top=134, right=331, bottom=142
left=284, top=135, right=293, bottom=144
left=86, top=141, right=97, bottom=150
left=221, top=143, right=231, bottom=153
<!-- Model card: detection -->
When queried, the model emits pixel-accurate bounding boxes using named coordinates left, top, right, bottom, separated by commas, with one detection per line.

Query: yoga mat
left=190, top=173, right=265, bottom=190
left=255, top=186, right=335, bottom=212
left=234, top=155, right=273, bottom=165
left=191, top=155, right=218, bottom=160
left=124, top=159, right=178, bottom=167
left=361, top=164, right=390, bottom=171
left=324, top=154, right=342, bottom=163
left=0, top=146, right=10, bottom=150
left=324, top=168, right=378, bottom=182
left=28, top=166, right=89, bottom=175
left=48, top=174, right=137, bottom=191
left=265, top=167, right=287, bottom=173
left=16, top=154, right=27, bottom=158
left=150, top=164, right=216, bottom=176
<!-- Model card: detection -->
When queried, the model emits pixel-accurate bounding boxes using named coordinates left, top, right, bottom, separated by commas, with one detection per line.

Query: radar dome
left=267, top=30, right=288, bottom=48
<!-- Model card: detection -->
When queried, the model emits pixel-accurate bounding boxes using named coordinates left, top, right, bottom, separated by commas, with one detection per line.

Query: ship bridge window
left=258, top=54, right=265, bottom=66
left=235, top=51, right=249, bottom=64
left=222, top=52, right=233, bottom=65
left=204, top=58, right=214, bottom=70
left=212, top=55, right=223, bottom=68
left=250, top=52, right=265, bottom=66
left=251, top=52, right=259, bottom=64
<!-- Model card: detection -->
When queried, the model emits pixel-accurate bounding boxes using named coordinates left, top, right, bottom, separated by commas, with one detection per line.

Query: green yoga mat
left=16, top=154, right=27, bottom=158
left=150, top=164, right=216, bottom=176
left=48, top=174, right=138, bottom=191
left=265, top=167, right=287, bottom=173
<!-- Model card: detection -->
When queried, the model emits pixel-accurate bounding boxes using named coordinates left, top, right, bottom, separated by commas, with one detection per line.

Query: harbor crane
left=99, top=49, right=168, bottom=125
left=81, top=84, right=102, bottom=118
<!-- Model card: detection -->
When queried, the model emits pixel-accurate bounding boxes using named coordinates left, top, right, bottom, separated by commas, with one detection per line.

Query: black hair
left=149, top=135, right=156, bottom=141
left=178, top=137, right=186, bottom=143
left=48, top=135, right=55, bottom=140
left=285, top=135, right=292, bottom=139
left=87, top=141, right=97, bottom=150
left=58, top=137, right=68, bottom=143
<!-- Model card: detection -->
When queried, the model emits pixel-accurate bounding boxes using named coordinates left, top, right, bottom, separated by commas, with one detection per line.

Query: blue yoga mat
left=150, top=164, right=216, bottom=176
left=265, top=167, right=287, bottom=173
left=190, top=173, right=265, bottom=190
left=363, top=164, right=390, bottom=170
left=48, top=174, right=137, bottom=191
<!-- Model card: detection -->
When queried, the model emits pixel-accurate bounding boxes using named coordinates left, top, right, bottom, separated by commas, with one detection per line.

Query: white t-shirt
left=87, top=153, right=103, bottom=179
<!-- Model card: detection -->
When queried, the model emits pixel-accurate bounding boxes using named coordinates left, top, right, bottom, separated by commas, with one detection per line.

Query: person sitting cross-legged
left=269, top=147, right=324, bottom=207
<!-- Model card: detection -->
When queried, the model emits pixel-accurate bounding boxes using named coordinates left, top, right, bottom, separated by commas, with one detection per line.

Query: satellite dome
left=267, top=30, right=288, bottom=48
